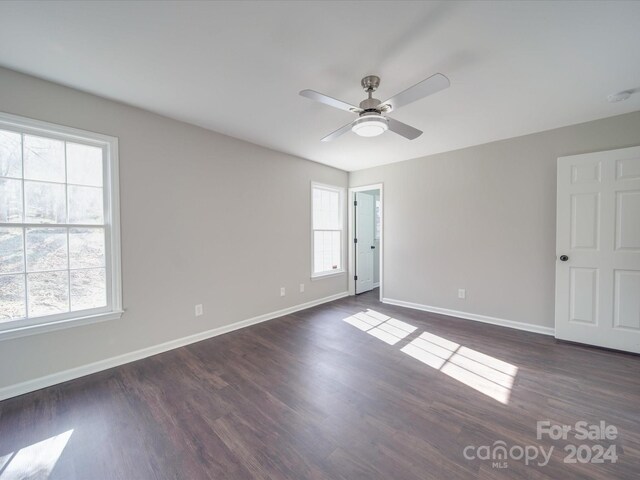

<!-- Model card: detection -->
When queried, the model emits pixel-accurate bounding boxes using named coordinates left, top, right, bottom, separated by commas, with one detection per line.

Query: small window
left=0, top=112, right=122, bottom=339
left=311, top=183, right=344, bottom=277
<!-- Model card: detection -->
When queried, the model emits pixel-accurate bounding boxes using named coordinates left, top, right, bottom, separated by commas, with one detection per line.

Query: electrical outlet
left=299, top=283, right=305, bottom=293
left=458, top=289, right=466, bottom=299
left=280, top=287, right=286, bottom=297
left=195, top=304, right=203, bottom=316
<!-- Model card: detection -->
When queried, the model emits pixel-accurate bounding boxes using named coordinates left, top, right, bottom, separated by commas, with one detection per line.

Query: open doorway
left=348, top=184, right=383, bottom=300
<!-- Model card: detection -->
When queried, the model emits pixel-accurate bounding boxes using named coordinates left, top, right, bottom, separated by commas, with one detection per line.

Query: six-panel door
left=555, top=146, right=640, bottom=353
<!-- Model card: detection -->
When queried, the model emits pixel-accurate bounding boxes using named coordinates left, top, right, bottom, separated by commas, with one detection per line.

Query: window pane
left=0, top=274, right=26, bottom=321
left=0, top=228, right=24, bottom=274
left=67, top=143, right=103, bottom=187
left=313, top=230, right=341, bottom=273
left=24, top=181, right=66, bottom=224
left=27, top=271, right=69, bottom=317
left=69, top=228, right=105, bottom=268
left=68, top=186, right=103, bottom=224
left=70, top=268, right=106, bottom=311
left=312, top=187, right=341, bottom=230
left=26, top=228, right=68, bottom=272
left=0, top=130, right=22, bottom=179
left=0, top=178, right=23, bottom=223
left=23, top=134, right=65, bottom=183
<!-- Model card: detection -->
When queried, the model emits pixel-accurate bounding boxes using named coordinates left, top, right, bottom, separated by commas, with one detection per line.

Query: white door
left=355, top=192, right=375, bottom=294
left=555, top=146, right=640, bottom=353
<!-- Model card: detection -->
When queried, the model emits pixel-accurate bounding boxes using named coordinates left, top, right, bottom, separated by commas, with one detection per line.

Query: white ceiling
left=0, top=1, right=639, bottom=172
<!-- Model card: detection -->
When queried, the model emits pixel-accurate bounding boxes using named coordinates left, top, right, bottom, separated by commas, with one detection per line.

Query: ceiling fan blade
left=300, top=89, right=362, bottom=114
left=321, top=121, right=355, bottom=142
left=387, top=117, right=423, bottom=140
left=380, top=73, right=450, bottom=112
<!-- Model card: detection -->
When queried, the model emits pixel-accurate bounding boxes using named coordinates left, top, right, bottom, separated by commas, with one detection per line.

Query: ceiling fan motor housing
left=359, top=97, right=382, bottom=111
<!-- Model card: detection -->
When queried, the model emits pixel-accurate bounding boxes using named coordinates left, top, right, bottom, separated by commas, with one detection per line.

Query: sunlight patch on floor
left=0, top=429, right=73, bottom=480
left=342, top=309, right=518, bottom=404
left=401, top=332, right=517, bottom=404
left=343, top=309, right=417, bottom=345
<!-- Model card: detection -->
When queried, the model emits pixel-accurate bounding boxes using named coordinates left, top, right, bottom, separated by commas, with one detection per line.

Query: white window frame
left=0, top=112, right=122, bottom=341
left=311, top=181, right=345, bottom=279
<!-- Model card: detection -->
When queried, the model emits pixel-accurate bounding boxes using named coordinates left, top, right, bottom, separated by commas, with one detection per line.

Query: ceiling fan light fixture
left=351, top=115, right=388, bottom=137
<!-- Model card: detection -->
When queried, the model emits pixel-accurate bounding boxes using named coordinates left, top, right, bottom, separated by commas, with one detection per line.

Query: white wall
left=351, top=111, right=640, bottom=329
left=0, top=67, right=348, bottom=390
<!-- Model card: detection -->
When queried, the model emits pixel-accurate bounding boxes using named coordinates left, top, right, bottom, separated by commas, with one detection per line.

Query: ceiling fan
left=300, top=73, right=450, bottom=142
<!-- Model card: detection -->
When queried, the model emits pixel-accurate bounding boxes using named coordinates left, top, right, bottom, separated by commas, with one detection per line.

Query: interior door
left=555, top=146, right=640, bottom=353
left=355, top=192, right=375, bottom=294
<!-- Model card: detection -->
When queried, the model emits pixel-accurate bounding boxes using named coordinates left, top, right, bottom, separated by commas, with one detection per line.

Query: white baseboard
left=0, top=291, right=349, bottom=401
left=373, top=282, right=380, bottom=288
left=382, top=297, right=555, bottom=336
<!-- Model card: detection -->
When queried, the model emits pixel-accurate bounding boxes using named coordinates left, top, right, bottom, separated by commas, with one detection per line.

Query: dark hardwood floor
left=1, top=289, right=639, bottom=479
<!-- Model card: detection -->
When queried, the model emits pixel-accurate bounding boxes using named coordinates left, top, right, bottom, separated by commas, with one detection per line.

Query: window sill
left=0, top=310, right=124, bottom=342
left=311, top=270, right=346, bottom=281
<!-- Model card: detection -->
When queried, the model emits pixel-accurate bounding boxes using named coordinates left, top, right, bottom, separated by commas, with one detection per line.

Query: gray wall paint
left=351, top=111, right=640, bottom=328
left=0, top=67, right=348, bottom=389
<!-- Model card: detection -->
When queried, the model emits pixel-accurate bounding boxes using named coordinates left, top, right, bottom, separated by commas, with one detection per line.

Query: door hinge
left=354, top=275, right=358, bottom=281
left=354, top=200, right=358, bottom=206
left=354, top=238, right=358, bottom=243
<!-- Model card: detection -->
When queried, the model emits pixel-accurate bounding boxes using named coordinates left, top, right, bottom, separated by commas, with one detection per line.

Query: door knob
left=371, top=245, right=375, bottom=249
left=559, top=255, right=569, bottom=261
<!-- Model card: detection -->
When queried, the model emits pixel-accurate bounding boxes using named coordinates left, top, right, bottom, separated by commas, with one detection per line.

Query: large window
left=311, top=182, right=344, bottom=277
left=0, top=112, right=121, bottom=339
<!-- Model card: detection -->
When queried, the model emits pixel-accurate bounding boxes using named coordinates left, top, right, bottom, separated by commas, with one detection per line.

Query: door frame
left=348, top=183, right=384, bottom=300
